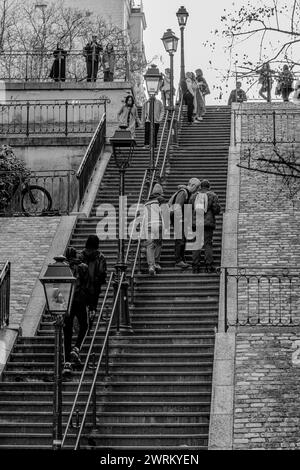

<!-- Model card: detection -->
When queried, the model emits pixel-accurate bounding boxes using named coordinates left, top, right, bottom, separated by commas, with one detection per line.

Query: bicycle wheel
left=21, top=185, right=52, bottom=215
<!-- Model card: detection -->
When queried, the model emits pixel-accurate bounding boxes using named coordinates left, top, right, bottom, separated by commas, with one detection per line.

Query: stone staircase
left=0, top=105, right=230, bottom=449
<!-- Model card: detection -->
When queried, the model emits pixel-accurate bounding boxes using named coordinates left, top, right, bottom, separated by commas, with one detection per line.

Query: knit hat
left=152, top=183, right=164, bottom=196
left=201, top=179, right=210, bottom=189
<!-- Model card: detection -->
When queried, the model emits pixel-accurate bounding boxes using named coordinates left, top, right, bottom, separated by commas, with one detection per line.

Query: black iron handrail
left=0, top=49, right=130, bottom=82
left=0, top=99, right=108, bottom=137
left=129, top=92, right=183, bottom=296
left=0, top=169, right=77, bottom=216
left=62, top=102, right=173, bottom=449
left=233, top=108, right=300, bottom=145
left=0, top=261, right=11, bottom=330
left=222, top=266, right=300, bottom=330
left=76, top=113, right=106, bottom=209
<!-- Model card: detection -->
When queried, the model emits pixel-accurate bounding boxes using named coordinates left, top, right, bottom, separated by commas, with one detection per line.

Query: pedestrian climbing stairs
left=0, top=105, right=230, bottom=450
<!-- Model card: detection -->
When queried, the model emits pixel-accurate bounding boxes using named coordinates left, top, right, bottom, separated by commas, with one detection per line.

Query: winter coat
left=79, top=249, right=107, bottom=309
left=117, top=104, right=141, bottom=137
left=141, top=99, right=165, bottom=124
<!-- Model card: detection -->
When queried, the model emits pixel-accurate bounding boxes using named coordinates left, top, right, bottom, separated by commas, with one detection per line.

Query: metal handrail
left=124, top=109, right=170, bottom=265
left=0, top=261, right=11, bottom=330
left=61, top=272, right=114, bottom=447
left=129, top=90, right=183, bottom=281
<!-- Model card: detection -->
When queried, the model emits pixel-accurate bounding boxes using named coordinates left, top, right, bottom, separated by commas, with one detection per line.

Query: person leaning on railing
left=83, top=35, right=103, bottom=82
left=49, top=43, right=68, bottom=82
left=102, top=43, right=116, bottom=82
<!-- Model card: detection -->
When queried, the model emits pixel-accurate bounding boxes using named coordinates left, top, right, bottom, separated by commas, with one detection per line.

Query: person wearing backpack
left=190, top=180, right=221, bottom=273
left=79, top=235, right=107, bottom=333
left=63, top=247, right=89, bottom=376
left=143, top=183, right=166, bottom=276
left=168, top=178, right=201, bottom=269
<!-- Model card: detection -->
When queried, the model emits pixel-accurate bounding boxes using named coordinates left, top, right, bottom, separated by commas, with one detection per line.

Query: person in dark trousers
left=63, top=248, right=89, bottom=376
left=276, top=65, right=294, bottom=102
left=49, top=43, right=67, bottom=82
left=168, top=178, right=201, bottom=269
left=181, top=77, right=194, bottom=124
left=83, top=35, right=103, bottom=82
left=102, top=43, right=116, bottom=82
left=228, top=81, right=247, bottom=105
left=144, top=183, right=166, bottom=276
left=190, top=180, right=221, bottom=273
left=141, top=96, right=164, bottom=149
left=79, top=235, right=107, bottom=326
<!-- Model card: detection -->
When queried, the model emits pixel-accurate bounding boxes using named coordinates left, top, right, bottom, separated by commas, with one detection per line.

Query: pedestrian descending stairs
left=0, top=105, right=230, bottom=450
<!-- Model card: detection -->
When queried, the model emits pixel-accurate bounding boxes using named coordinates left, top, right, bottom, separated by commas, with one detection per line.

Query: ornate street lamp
left=144, top=64, right=162, bottom=172
left=176, top=6, right=189, bottom=84
left=110, top=130, right=136, bottom=334
left=161, top=29, right=179, bottom=112
left=40, top=255, right=76, bottom=450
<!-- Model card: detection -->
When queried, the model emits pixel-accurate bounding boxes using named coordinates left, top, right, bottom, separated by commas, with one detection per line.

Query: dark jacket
left=79, top=249, right=107, bottom=309
left=228, top=89, right=247, bottom=105
left=68, top=259, right=89, bottom=305
left=83, top=41, right=103, bottom=62
left=190, top=189, right=221, bottom=229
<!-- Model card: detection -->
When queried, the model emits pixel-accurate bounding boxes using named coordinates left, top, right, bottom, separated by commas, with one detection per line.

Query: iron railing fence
left=222, top=267, right=300, bottom=331
left=233, top=109, right=300, bottom=146
left=77, top=113, right=106, bottom=209
left=0, top=261, right=10, bottom=330
left=0, top=99, right=108, bottom=137
left=0, top=50, right=130, bottom=82
left=0, top=170, right=77, bottom=216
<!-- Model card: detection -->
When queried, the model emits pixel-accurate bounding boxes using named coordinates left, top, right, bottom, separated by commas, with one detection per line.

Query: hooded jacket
left=79, top=249, right=107, bottom=303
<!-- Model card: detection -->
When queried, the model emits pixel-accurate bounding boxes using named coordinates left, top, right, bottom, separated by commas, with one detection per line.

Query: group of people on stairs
left=143, top=178, right=221, bottom=277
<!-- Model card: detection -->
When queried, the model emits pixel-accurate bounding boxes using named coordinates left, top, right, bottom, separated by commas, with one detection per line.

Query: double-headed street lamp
left=143, top=64, right=162, bottom=172
left=110, top=130, right=136, bottom=334
left=40, top=256, right=76, bottom=450
left=176, top=6, right=189, bottom=83
left=161, top=29, right=179, bottom=113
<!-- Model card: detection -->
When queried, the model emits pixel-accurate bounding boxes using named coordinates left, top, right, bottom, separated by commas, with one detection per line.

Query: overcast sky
left=142, top=0, right=257, bottom=104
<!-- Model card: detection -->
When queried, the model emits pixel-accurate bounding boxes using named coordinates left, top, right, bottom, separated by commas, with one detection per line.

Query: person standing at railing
left=190, top=180, right=221, bottom=273
left=258, top=62, right=274, bottom=102
left=83, top=35, right=103, bottom=82
left=228, top=81, right=247, bottom=105
left=143, top=183, right=166, bottom=276
left=49, top=43, right=67, bottom=82
left=103, top=43, right=116, bottom=82
left=141, top=96, right=164, bottom=149
left=276, top=65, right=294, bottom=102
left=117, top=95, right=141, bottom=138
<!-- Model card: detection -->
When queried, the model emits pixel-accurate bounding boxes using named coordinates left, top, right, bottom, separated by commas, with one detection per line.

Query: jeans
left=63, top=300, right=88, bottom=362
left=145, top=239, right=162, bottom=268
left=144, top=122, right=160, bottom=147
left=192, top=228, right=214, bottom=267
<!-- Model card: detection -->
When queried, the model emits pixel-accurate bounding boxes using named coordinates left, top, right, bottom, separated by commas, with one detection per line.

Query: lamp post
left=40, top=256, right=76, bottom=451
left=110, top=130, right=136, bottom=334
left=143, top=64, right=162, bottom=174
left=161, top=29, right=179, bottom=113
left=176, top=6, right=189, bottom=84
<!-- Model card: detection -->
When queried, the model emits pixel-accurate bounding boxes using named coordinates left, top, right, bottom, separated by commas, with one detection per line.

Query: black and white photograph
left=0, top=0, right=300, bottom=461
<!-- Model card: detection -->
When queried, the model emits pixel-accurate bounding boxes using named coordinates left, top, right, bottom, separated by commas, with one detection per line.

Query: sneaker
left=154, top=264, right=162, bottom=273
left=143, top=145, right=150, bottom=150
left=62, top=362, right=73, bottom=376
left=149, top=266, right=156, bottom=276
left=175, top=261, right=190, bottom=270
left=70, top=347, right=81, bottom=366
